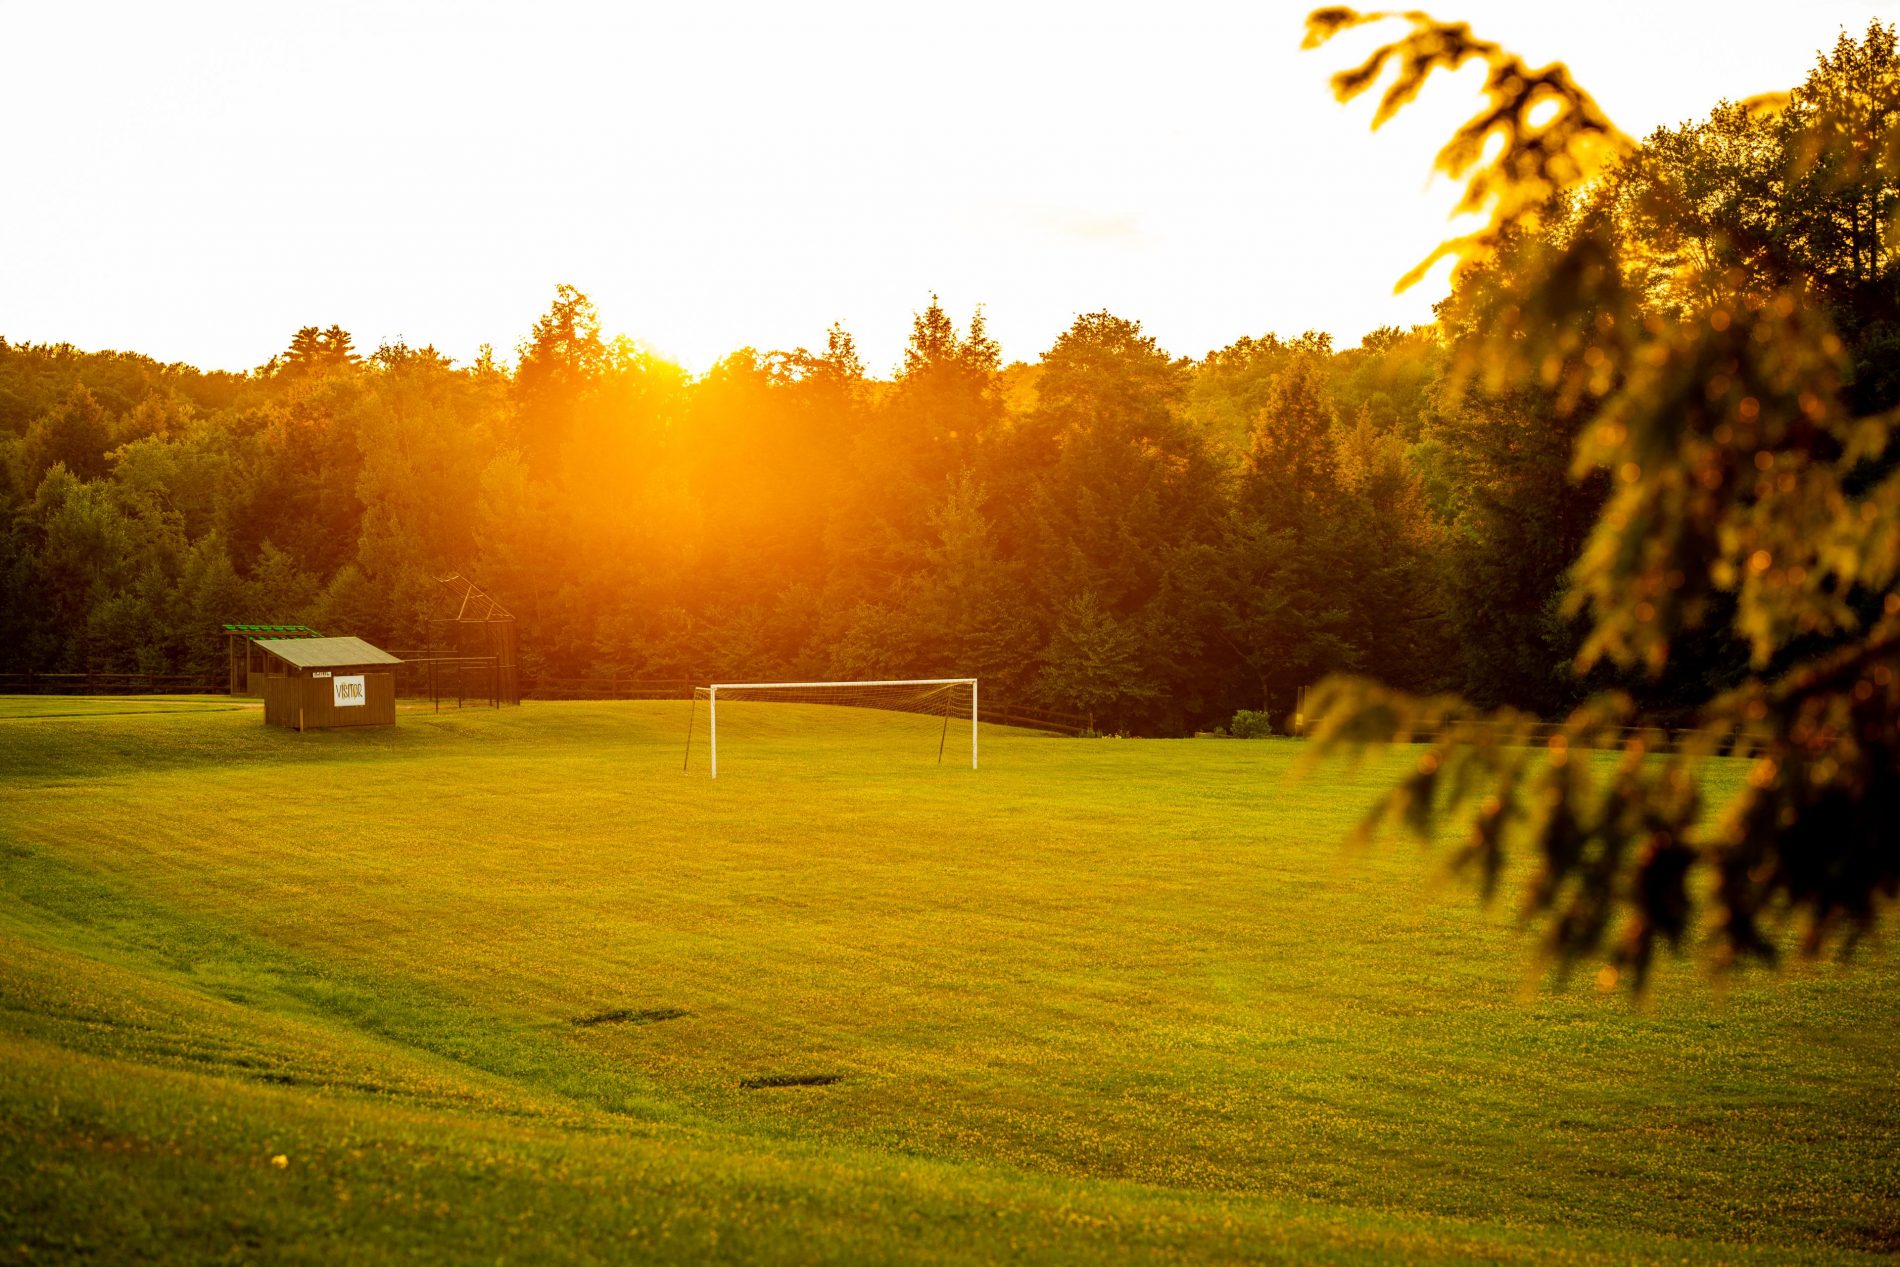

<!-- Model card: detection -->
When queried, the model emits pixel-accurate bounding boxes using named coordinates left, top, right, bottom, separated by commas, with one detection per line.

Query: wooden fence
left=520, top=676, right=696, bottom=701
left=0, top=671, right=224, bottom=695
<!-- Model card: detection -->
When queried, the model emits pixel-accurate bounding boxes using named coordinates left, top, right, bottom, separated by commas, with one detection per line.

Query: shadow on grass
left=571, top=1007, right=689, bottom=1027
left=740, top=1072, right=842, bottom=1089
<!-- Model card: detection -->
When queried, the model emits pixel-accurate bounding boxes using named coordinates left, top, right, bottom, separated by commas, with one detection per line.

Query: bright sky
left=3, top=1, right=1895, bottom=375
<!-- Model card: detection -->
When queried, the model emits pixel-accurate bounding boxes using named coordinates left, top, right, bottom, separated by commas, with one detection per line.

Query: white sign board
left=332, top=675, right=367, bottom=708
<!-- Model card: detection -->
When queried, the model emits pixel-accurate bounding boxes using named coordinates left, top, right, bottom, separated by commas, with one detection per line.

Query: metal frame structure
left=685, top=678, right=978, bottom=778
left=419, top=573, right=519, bottom=708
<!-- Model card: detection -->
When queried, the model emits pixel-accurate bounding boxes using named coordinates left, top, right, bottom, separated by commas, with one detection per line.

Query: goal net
left=683, top=678, right=978, bottom=777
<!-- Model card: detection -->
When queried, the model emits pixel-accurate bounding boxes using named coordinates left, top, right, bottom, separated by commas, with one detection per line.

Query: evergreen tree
left=1037, top=592, right=1154, bottom=733
left=514, top=284, right=606, bottom=473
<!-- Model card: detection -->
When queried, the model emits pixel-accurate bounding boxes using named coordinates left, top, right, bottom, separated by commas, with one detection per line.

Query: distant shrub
left=1229, top=709, right=1273, bottom=739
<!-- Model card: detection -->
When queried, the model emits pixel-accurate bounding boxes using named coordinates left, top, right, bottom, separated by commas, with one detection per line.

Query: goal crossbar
left=685, top=678, right=978, bottom=778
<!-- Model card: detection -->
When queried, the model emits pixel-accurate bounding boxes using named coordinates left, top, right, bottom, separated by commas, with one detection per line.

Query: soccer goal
left=682, top=678, right=978, bottom=777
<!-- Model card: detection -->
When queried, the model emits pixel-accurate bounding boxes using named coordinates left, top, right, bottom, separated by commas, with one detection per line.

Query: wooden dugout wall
left=262, top=671, right=397, bottom=730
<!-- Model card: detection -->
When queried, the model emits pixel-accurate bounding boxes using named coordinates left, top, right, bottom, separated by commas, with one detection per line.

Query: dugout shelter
left=255, top=636, right=402, bottom=730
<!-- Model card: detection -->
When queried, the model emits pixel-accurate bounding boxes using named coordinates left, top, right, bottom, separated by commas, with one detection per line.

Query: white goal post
left=683, top=678, right=978, bottom=778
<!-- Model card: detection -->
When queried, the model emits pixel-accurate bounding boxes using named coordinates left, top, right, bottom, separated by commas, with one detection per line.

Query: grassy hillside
left=1, top=700, right=1894, bottom=1264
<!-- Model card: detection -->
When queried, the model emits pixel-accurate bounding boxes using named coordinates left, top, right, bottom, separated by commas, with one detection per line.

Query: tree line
left=2, top=22, right=1893, bottom=750
left=0, top=295, right=1461, bottom=732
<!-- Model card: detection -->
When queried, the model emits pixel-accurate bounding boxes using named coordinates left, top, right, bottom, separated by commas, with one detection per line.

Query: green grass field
left=1, top=699, right=1894, bottom=1264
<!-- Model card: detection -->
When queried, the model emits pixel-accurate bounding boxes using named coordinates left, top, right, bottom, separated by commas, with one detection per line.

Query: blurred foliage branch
left=1303, top=7, right=1629, bottom=291
left=1304, top=9, right=1900, bottom=987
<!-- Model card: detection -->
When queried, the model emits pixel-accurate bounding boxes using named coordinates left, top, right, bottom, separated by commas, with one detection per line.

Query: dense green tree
left=909, top=474, right=1040, bottom=693
left=1020, top=313, right=1217, bottom=604
left=1011, top=312, right=1231, bottom=730
left=21, top=384, right=113, bottom=488
left=1779, top=23, right=1900, bottom=298
left=1182, top=329, right=1333, bottom=457
left=1225, top=356, right=1357, bottom=709
left=1037, top=592, right=1153, bottom=733
left=276, top=325, right=363, bottom=380
left=1429, top=385, right=1600, bottom=713
left=30, top=469, right=137, bottom=671
left=829, top=297, right=1001, bottom=613
left=513, top=284, right=607, bottom=473
left=1328, top=325, right=1443, bottom=441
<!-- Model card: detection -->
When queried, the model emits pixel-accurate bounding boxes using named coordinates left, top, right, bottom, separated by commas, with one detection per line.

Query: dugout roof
left=254, top=636, right=403, bottom=669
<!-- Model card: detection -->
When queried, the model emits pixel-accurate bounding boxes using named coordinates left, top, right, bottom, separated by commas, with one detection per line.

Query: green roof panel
left=225, top=624, right=322, bottom=635
left=253, top=636, right=402, bottom=669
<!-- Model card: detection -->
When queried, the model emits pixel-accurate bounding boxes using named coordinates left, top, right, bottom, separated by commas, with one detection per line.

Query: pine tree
left=1038, top=592, right=1156, bottom=734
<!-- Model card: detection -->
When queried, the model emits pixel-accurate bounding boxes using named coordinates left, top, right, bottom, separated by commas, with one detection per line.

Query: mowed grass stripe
left=0, top=695, right=260, bottom=720
left=0, top=699, right=1894, bottom=1262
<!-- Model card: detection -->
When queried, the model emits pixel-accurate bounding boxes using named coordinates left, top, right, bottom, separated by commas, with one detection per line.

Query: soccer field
left=1, top=700, right=1894, bottom=1264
